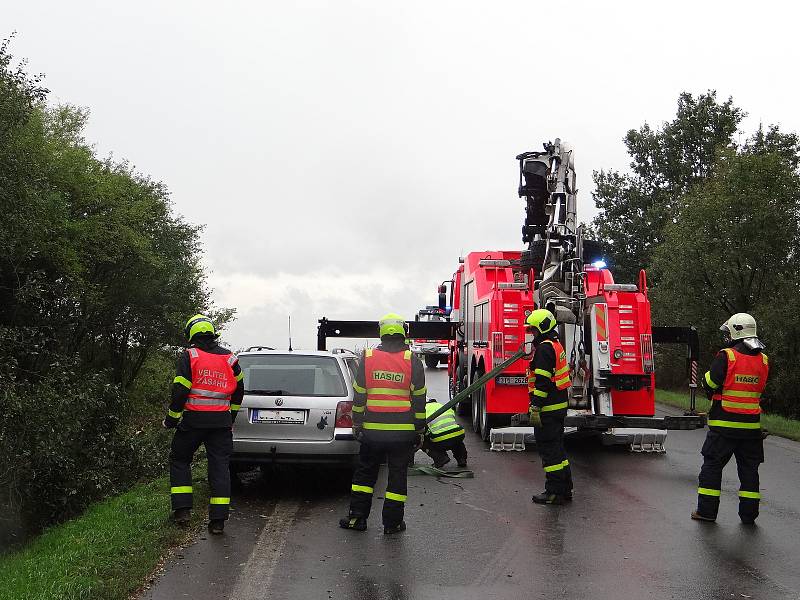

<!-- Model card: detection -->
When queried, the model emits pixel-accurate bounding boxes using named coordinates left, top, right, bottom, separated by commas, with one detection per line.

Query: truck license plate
left=252, top=409, right=305, bottom=424
left=495, top=376, right=527, bottom=386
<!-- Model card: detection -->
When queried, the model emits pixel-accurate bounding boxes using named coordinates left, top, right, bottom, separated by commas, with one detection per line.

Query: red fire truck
left=444, top=140, right=703, bottom=450
left=410, top=307, right=450, bottom=368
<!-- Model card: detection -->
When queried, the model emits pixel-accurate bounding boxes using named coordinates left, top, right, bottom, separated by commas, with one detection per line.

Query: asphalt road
left=140, top=368, right=800, bottom=600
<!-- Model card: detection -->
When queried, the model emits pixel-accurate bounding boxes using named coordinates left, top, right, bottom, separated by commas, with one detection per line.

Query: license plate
left=252, top=409, right=305, bottom=424
left=495, top=376, right=527, bottom=386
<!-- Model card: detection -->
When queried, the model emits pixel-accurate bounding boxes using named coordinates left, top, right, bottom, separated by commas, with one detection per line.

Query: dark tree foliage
left=651, top=148, right=800, bottom=416
left=592, top=91, right=744, bottom=283
left=592, top=90, right=800, bottom=418
left=0, top=38, right=232, bottom=543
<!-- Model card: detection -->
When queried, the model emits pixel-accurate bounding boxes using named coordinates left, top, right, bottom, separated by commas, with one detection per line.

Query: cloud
left=7, top=0, right=800, bottom=358
left=210, top=266, right=445, bottom=351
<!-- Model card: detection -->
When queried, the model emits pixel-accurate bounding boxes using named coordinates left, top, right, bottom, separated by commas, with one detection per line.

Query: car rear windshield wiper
left=244, top=389, right=287, bottom=395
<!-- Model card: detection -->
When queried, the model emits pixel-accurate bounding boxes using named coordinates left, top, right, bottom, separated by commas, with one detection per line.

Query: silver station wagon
left=231, top=348, right=360, bottom=467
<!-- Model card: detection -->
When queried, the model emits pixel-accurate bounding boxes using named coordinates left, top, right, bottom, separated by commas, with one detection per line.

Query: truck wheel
left=454, top=361, right=470, bottom=416
left=478, top=392, right=491, bottom=442
left=471, top=377, right=482, bottom=434
left=424, top=355, right=439, bottom=369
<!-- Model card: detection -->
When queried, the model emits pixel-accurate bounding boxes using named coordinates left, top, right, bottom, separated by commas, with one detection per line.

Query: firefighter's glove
left=353, top=425, right=364, bottom=442
left=528, top=405, right=542, bottom=428
left=163, top=415, right=179, bottom=429
left=412, top=433, right=424, bottom=451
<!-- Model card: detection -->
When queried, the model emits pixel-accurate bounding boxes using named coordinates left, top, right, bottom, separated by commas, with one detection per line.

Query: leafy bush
left=0, top=38, right=231, bottom=547
left=0, top=351, right=176, bottom=545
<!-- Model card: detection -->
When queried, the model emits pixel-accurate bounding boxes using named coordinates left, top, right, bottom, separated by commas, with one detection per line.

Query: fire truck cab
left=447, top=251, right=535, bottom=438
left=411, top=307, right=450, bottom=368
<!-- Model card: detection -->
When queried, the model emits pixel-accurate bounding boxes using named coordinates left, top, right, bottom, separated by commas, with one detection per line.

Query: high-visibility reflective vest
left=185, top=348, right=238, bottom=412
left=361, top=348, right=416, bottom=437
left=425, top=401, right=464, bottom=443
left=707, top=349, right=767, bottom=430
left=542, top=339, right=571, bottom=390
left=527, top=339, right=571, bottom=412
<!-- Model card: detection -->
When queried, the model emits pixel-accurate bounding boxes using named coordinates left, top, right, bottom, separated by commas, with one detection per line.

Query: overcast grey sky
left=7, top=1, right=799, bottom=349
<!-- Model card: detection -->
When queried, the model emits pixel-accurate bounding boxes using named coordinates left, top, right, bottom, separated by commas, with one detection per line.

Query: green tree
left=651, top=148, right=800, bottom=416
left=592, top=91, right=744, bottom=282
left=0, top=37, right=234, bottom=541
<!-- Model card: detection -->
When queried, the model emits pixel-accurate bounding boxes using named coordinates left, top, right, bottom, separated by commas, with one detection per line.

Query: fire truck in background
left=442, top=139, right=704, bottom=450
left=410, top=306, right=450, bottom=368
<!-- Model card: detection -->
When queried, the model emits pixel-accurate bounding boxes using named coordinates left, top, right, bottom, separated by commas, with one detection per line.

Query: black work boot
left=208, top=520, right=225, bottom=534
left=532, top=491, right=566, bottom=505
left=690, top=510, right=716, bottom=522
left=433, top=458, right=451, bottom=469
left=172, top=508, right=191, bottom=526
left=339, top=516, right=367, bottom=531
left=384, top=521, right=407, bottom=535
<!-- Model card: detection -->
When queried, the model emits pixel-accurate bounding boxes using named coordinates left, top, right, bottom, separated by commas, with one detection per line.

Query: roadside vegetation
left=656, top=390, right=800, bottom=442
left=592, top=91, right=800, bottom=420
left=0, top=465, right=209, bottom=600
left=0, top=35, right=232, bottom=549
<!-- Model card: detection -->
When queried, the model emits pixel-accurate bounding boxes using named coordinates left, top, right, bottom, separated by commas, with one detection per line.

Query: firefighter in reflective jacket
left=423, top=399, right=467, bottom=469
left=692, top=313, right=768, bottom=525
left=340, top=314, right=427, bottom=534
left=163, top=314, right=244, bottom=534
left=526, top=309, right=573, bottom=505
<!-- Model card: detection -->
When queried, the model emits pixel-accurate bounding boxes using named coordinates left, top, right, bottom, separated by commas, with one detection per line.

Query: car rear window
left=238, top=354, right=347, bottom=397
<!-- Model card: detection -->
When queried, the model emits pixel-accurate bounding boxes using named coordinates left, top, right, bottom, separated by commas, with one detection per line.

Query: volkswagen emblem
left=275, top=397, right=284, bottom=406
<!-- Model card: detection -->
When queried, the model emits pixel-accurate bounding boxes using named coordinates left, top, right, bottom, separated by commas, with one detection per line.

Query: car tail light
left=335, top=401, right=353, bottom=428
left=641, top=334, right=654, bottom=373
left=492, top=332, right=504, bottom=359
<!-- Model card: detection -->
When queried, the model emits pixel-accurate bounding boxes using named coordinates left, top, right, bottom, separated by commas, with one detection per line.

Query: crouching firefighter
left=692, top=313, right=768, bottom=525
left=526, top=309, right=573, bottom=505
left=339, top=314, right=427, bottom=534
left=423, top=399, right=467, bottom=469
left=163, top=314, right=244, bottom=534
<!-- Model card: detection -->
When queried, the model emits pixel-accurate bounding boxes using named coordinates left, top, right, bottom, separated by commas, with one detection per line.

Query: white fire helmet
left=720, top=313, right=757, bottom=341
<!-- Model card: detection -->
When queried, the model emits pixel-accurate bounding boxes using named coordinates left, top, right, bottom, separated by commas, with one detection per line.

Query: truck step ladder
left=601, top=428, right=667, bottom=453
left=489, top=427, right=535, bottom=451
left=489, top=426, right=667, bottom=453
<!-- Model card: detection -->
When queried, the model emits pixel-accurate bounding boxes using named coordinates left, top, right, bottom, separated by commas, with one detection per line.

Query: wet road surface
left=140, top=368, right=800, bottom=600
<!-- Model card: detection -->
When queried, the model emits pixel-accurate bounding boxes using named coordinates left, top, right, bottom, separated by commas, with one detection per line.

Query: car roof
left=237, top=349, right=355, bottom=359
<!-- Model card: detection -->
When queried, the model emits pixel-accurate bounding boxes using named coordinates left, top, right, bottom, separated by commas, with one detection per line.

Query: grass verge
left=656, top=389, right=800, bottom=442
left=0, top=465, right=209, bottom=600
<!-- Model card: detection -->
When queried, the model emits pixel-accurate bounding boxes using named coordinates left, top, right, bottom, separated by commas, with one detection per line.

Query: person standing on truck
left=162, top=314, right=244, bottom=535
left=692, top=313, right=768, bottom=525
left=526, top=309, right=573, bottom=505
left=422, top=398, right=467, bottom=469
left=339, top=313, right=427, bottom=534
